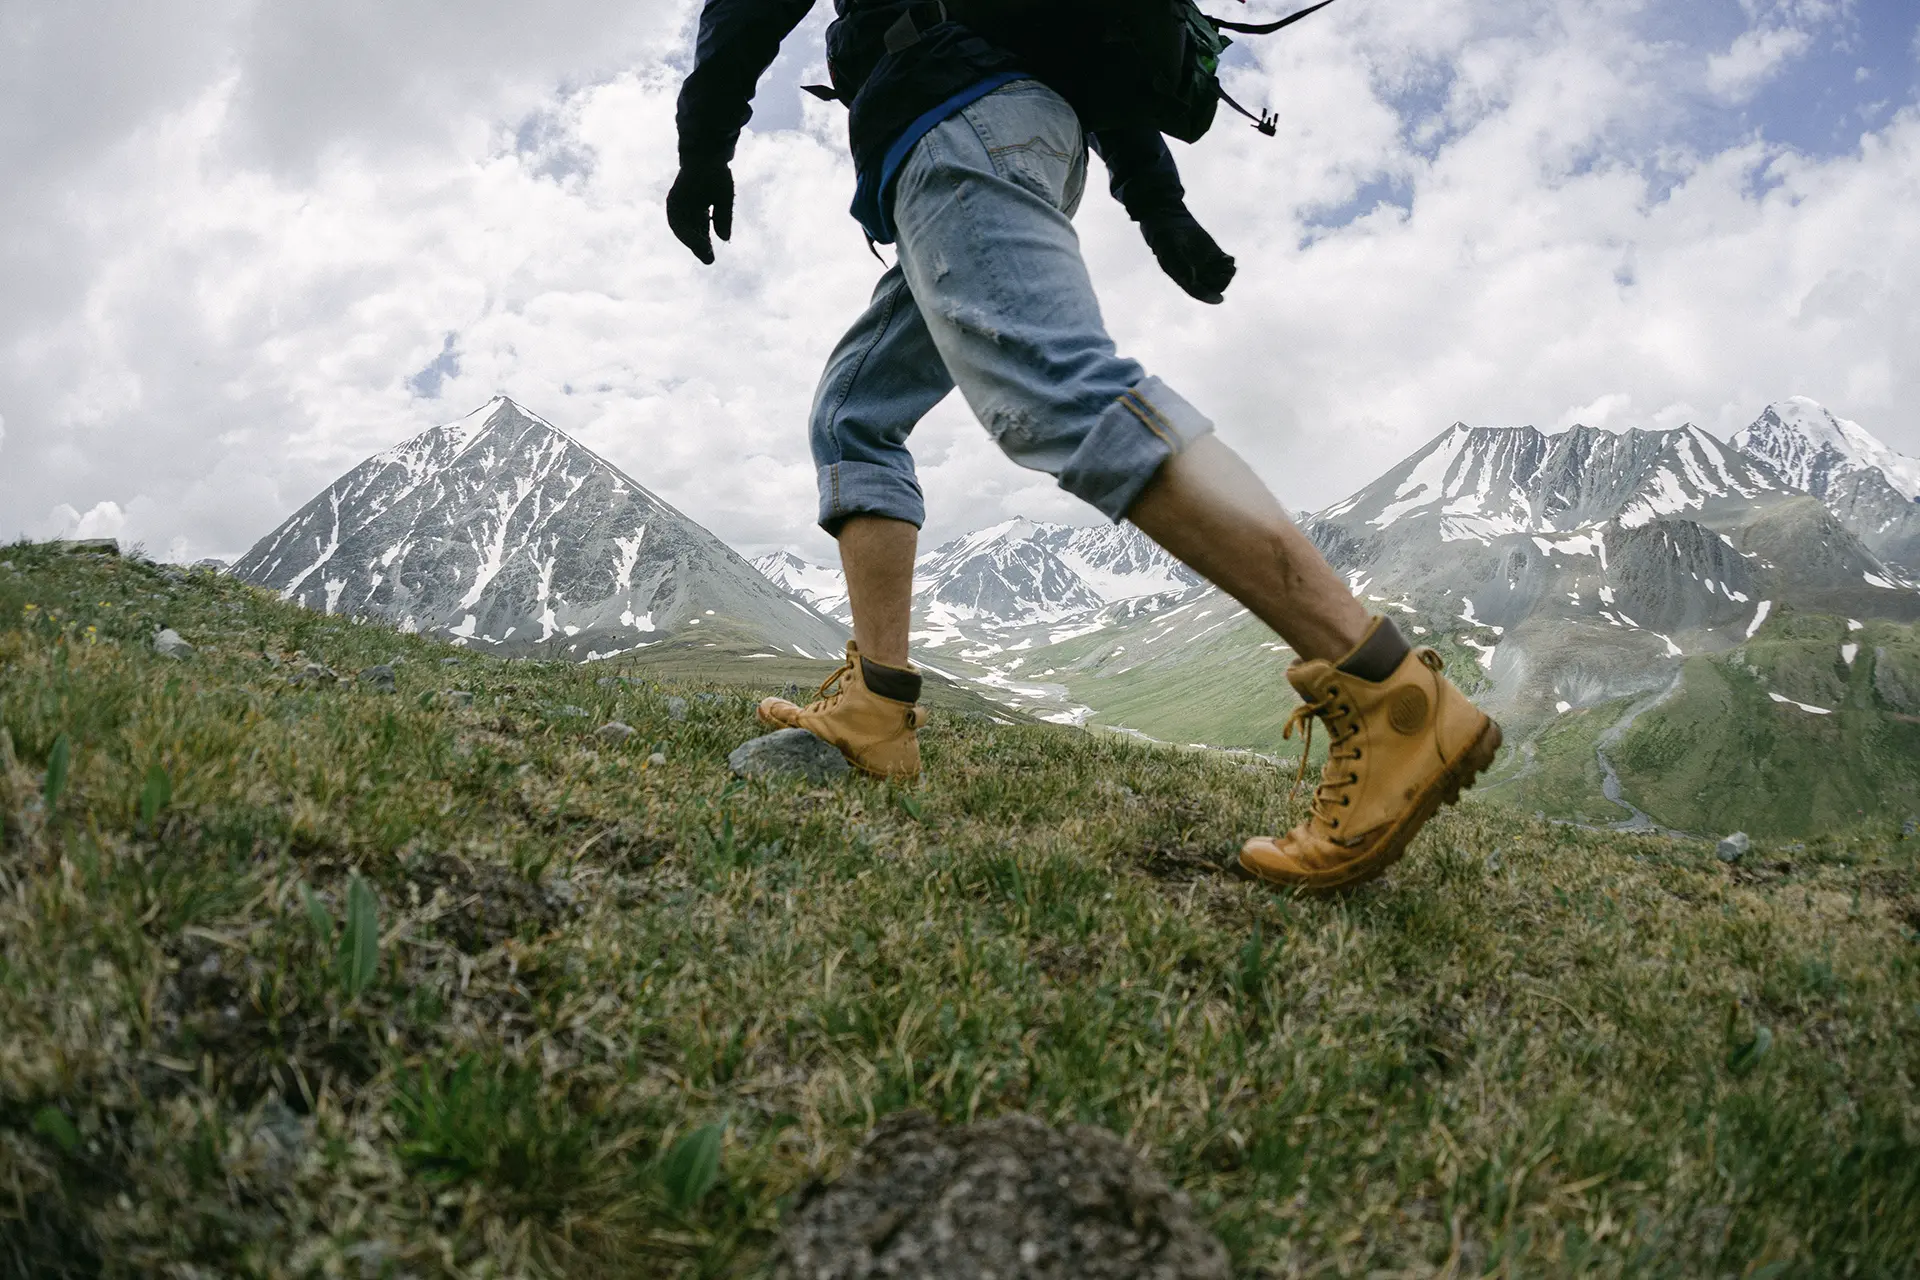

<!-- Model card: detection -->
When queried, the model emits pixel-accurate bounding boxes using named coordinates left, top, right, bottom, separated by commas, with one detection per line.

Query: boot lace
left=1283, top=685, right=1363, bottom=832
left=803, top=656, right=856, bottom=714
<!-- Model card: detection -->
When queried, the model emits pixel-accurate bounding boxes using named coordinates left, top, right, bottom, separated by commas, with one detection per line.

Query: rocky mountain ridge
left=234, top=398, right=846, bottom=659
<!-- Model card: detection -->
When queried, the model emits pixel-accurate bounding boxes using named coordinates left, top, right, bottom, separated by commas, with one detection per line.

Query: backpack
left=941, top=0, right=1339, bottom=143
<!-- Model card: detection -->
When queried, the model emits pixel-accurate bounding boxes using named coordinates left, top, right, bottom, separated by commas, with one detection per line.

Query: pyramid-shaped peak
left=1735, top=398, right=1920, bottom=500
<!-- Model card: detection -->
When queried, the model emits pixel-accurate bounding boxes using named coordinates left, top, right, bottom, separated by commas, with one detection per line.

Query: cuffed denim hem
left=817, top=460, right=928, bottom=536
left=1058, top=377, right=1215, bottom=521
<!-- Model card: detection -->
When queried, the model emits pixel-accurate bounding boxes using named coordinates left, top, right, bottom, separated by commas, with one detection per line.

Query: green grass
left=3, top=542, right=1920, bottom=1277
left=1610, top=611, right=1920, bottom=840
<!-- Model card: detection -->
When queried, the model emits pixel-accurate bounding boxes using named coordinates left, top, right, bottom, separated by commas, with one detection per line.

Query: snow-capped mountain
left=234, top=398, right=846, bottom=659
left=751, top=519, right=1199, bottom=636
left=1731, top=399, right=1920, bottom=575
left=1299, top=412, right=1918, bottom=723
left=1313, top=422, right=1784, bottom=542
left=1733, top=398, right=1920, bottom=502
left=752, top=550, right=852, bottom=621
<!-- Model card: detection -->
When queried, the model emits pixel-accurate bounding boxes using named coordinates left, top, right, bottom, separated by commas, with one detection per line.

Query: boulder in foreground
left=774, top=1111, right=1230, bottom=1280
left=729, top=728, right=850, bottom=785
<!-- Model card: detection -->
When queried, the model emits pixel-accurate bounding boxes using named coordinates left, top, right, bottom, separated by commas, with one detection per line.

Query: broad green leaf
left=43, top=733, right=71, bottom=810
left=661, top=1123, right=724, bottom=1210
left=32, top=1106, right=80, bottom=1153
left=138, top=762, right=171, bottom=827
left=339, top=874, right=381, bottom=997
left=1726, top=1025, right=1774, bottom=1077
left=301, top=882, right=333, bottom=941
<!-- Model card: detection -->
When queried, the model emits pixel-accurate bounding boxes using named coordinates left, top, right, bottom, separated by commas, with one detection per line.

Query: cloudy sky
left=3, top=0, right=1917, bottom=565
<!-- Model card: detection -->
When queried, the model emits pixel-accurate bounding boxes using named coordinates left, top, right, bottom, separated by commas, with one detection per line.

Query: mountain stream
left=1594, top=672, right=1687, bottom=835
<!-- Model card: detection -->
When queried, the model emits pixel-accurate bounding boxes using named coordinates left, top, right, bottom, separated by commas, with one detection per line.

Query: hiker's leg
left=809, top=261, right=956, bottom=665
left=1125, top=436, right=1368, bottom=661
left=890, top=81, right=1367, bottom=662
left=837, top=516, right=916, bottom=668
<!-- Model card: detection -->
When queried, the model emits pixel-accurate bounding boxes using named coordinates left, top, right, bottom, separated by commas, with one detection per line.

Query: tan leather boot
left=757, top=642, right=929, bottom=780
left=1241, top=645, right=1502, bottom=892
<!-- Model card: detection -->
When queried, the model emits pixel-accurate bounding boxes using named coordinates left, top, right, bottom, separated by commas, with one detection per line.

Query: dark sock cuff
left=1337, top=616, right=1412, bottom=683
left=861, top=657, right=923, bottom=703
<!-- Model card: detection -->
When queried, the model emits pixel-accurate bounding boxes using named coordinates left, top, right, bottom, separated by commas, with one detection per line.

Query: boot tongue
left=1285, top=660, right=1338, bottom=699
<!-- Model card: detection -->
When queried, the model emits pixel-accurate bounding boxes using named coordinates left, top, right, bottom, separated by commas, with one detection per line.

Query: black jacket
left=675, top=0, right=1191, bottom=241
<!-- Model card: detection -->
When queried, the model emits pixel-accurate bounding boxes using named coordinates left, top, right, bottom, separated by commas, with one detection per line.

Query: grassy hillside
left=999, top=593, right=1495, bottom=751
left=3, top=542, right=1919, bottom=1277
left=1610, top=610, right=1920, bottom=839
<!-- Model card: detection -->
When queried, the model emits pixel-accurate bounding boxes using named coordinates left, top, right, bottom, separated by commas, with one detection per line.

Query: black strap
left=1219, top=87, right=1278, bottom=136
left=1213, top=0, right=1339, bottom=37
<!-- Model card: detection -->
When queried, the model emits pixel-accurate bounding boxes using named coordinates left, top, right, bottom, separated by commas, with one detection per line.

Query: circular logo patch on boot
left=1387, top=685, right=1430, bottom=735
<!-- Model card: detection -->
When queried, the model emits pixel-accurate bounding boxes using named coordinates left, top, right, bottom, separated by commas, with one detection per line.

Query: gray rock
left=290, top=662, right=339, bottom=688
left=441, top=657, right=461, bottom=667
left=774, top=1111, right=1229, bottom=1280
left=153, top=628, right=194, bottom=658
left=555, top=705, right=588, bottom=718
left=696, top=692, right=726, bottom=705
left=596, top=721, right=637, bottom=744
left=358, top=664, right=397, bottom=693
left=1717, top=832, right=1752, bottom=863
left=647, top=752, right=668, bottom=767
left=55, top=538, right=121, bottom=557
left=387, top=655, right=407, bottom=666
left=666, top=696, right=689, bottom=722
left=729, top=729, right=851, bottom=785
left=596, top=676, right=619, bottom=688
left=444, top=690, right=474, bottom=708
left=1903, top=818, right=1918, bottom=840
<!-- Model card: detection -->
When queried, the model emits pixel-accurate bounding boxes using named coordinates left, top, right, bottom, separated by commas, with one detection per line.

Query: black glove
left=1139, top=210, right=1236, bottom=304
left=666, top=160, right=735, bottom=265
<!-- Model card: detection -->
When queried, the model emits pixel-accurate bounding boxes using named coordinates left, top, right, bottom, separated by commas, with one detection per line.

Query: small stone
left=1903, top=818, right=1919, bottom=839
left=596, top=721, right=637, bottom=744
left=729, top=729, right=851, bottom=785
left=444, top=690, right=474, bottom=708
left=388, top=655, right=407, bottom=666
left=1717, top=832, right=1751, bottom=863
left=441, top=657, right=461, bottom=667
left=696, top=692, right=725, bottom=705
left=153, top=628, right=194, bottom=658
left=596, top=676, right=619, bottom=688
left=666, top=696, right=689, bottom=722
left=773, top=1112, right=1228, bottom=1280
left=55, top=538, right=120, bottom=557
left=291, top=662, right=339, bottom=687
left=358, top=664, right=397, bottom=693
left=647, top=752, right=668, bottom=767
left=555, top=705, right=588, bottom=718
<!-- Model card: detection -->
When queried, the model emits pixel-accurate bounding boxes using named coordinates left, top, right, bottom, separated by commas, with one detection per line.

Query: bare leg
left=837, top=515, right=918, bottom=668
left=1126, top=435, right=1370, bottom=663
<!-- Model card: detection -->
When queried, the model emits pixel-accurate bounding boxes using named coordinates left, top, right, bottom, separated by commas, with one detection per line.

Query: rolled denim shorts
left=810, top=79, right=1215, bottom=534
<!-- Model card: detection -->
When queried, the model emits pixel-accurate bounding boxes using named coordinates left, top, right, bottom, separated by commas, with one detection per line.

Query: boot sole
left=754, top=701, right=920, bottom=782
left=1242, top=716, right=1505, bottom=893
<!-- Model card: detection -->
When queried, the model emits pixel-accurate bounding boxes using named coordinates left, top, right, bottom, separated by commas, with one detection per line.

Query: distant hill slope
left=234, top=398, right=846, bottom=660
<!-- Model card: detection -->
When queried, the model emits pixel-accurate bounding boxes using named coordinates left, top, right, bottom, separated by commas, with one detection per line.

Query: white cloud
left=1, top=0, right=1918, bottom=568
left=1707, top=25, right=1814, bottom=102
left=44, top=500, right=128, bottom=542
